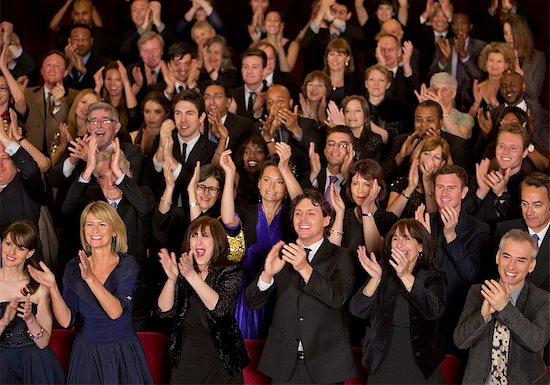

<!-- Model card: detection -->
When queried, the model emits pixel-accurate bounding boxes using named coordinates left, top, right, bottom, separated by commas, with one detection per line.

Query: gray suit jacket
left=454, top=282, right=550, bottom=384
left=23, top=86, right=78, bottom=153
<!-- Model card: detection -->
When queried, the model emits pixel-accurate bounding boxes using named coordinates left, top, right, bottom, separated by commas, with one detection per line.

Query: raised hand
left=162, top=160, right=175, bottom=190
left=93, top=66, right=105, bottom=93
left=78, top=250, right=95, bottom=284
left=219, top=150, right=236, bottom=176
left=475, top=158, right=491, bottom=199
left=325, top=100, right=346, bottom=127
left=414, top=203, right=431, bottom=234
left=110, top=138, right=123, bottom=177
left=0, top=299, right=17, bottom=327
left=330, top=184, right=346, bottom=217
left=361, top=178, right=381, bottom=213
left=158, top=248, right=179, bottom=282
left=262, top=241, right=286, bottom=280
left=477, top=108, right=493, bottom=137
left=389, top=247, right=414, bottom=277
left=357, top=245, right=382, bottom=281
left=308, top=142, right=321, bottom=181
left=177, top=251, right=196, bottom=279
left=27, top=261, right=56, bottom=289
left=275, top=141, right=292, bottom=170
left=481, top=280, right=510, bottom=312
left=281, top=243, right=309, bottom=273
left=188, top=161, right=201, bottom=190
left=436, top=38, right=451, bottom=61
left=485, top=167, right=510, bottom=198
left=50, top=82, right=65, bottom=105
left=17, top=294, right=34, bottom=322
left=440, top=206, right=459, bottom=242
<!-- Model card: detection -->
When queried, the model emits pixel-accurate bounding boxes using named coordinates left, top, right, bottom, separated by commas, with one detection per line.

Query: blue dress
left=0, top=302, right=64, bottom=384
left=62, top=253, right=153, bottom=385
left=234, top=205, right=284, bottom=339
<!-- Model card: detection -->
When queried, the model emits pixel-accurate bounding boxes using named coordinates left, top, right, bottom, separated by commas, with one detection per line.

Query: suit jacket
left=350, top=268, right=447, bottom=378
left=522, top=50, right=546, bottom=108
left=245, top=239, right=357, bottom=383
left=454, top=282, right=550, bottom=384
left=413, top=27, right=454, bottom=84
left=127, top=61, right=167, bottom=102
left=428, top=37, right=486, bottom=113
left=430, top=210, right=490, bottom=339
left=386, top=66, right=420, bottom=107
left=203, top=112, right=254, bottom=154
left=231, top=83, right=269, bottom=121
left=64, top=53, right=111, bottom=91
left=23, top=86, right=78, bottom=153
left=494, top=219, right=549, bottom=292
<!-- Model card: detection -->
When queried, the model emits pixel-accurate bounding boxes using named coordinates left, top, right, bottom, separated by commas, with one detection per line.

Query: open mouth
left=248, top=161, right=258, bottom=167
left=195, top=247, right=206, bottom=257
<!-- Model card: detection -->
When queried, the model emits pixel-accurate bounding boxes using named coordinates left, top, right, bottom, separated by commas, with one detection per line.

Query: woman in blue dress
left=0, top=220, right=64, bottom=384
left=29, top=201, right=153, bottom=384
left=219, top=145, right=302, bottom=339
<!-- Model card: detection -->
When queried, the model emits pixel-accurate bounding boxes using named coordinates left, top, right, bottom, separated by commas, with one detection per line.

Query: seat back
left=243, top=339, right=271, bottom=384
left=442, top=354, right=461, bottom=385
left=137, top=332, right=169, bottom=385
left=49, top=329, right=77, bottom=376
left=344, top=347, right=368, bottom=384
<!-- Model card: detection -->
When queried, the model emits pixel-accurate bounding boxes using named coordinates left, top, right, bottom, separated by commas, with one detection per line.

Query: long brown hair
left=181, top=217, right=231, bottom=271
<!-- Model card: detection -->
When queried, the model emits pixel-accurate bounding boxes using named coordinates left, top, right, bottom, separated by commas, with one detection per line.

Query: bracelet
left=401, top=191, right=411, bottom=199
left=190, top=201, right=198, bottom=208
left=329, top=228, right=343, bottom=236
left=160, top=197, right=172, bottom=206
left=265, top=137, right=275, bottom=144
left=27, top=326, right=44, bottom=340
left=362, top=211, right=374, bottom=217
left=16, top=137, right=24, bottom=143
left=215, top=152, right=222, bottom=156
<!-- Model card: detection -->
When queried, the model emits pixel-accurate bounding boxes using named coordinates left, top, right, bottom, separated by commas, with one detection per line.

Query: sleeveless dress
left=0, top=302, right=64, bottom=384
left=62, top=253, right=153, bottom=384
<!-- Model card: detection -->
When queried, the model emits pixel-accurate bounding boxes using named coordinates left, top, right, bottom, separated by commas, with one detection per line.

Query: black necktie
left=247, top=91, right=255, bottom=116
left=304, top=248, right=312, bottom=262
left=181, top=142, right=187, bottom=162
left=177, top=85, right=184, bottom=93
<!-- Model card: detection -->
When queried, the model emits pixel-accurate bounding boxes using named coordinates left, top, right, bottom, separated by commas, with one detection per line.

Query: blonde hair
left=67, top=89, right=101, bottom=138
left=80, top=201, right=128, bottom=253
left=410, top=136, right=453, bottom=166
left=478, top=42, right=515, bottom=73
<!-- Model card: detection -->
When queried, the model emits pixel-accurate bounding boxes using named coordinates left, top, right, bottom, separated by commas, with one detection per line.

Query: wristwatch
left=362, top=211, right=374, bottom=217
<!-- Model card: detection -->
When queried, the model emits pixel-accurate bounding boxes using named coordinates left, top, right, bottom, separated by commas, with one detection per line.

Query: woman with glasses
left=154, top=162, right=225, bottom=253
left=0, top=221, right=64, bottom=384
left=219, top=144, right=302, bottom=339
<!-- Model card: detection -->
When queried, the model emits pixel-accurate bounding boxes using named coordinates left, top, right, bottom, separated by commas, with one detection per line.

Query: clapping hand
left=158, top=248, right=179, bottom=282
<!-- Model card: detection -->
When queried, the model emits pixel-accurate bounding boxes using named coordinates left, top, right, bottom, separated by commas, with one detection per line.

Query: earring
left=345, top=61, right=349, bottom=67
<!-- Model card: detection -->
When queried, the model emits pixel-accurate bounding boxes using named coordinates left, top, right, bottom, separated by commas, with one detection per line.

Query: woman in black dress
left=157, top=216, right=249, bottom=384
left=350, top=219, right=447, bottom=384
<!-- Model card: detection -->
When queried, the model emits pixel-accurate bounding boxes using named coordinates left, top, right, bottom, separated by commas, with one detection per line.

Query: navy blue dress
left=62, top=253, right=153, bottom=384
left=0, top=302, right=64, bottom=384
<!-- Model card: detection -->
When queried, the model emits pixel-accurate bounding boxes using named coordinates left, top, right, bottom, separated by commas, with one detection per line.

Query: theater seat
left=344, top=347, right=368, bottom=384
left=442, top=354, right=461, bottom=385
left=137, top=332, right=169, bottom=385
left=243, top=339, right=270, bottom=384
left=49, top=329, right=77, bottom=376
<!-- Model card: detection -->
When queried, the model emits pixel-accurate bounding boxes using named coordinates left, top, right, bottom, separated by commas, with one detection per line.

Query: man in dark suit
left=416, top=165, right=490, bottom=353
left=255, top=41, right=300, bottom=102
left=427, top=13, right=485, bottom=112
left=23, top=50, right=78, bottom=154
left=302, top=125, right=354, bottom=209
left=203, top=81, right=253, bottom=156
left=61, top=138, right=155, bottom=330
left=382, top=100, right=469, bottom=182
left=146, top=89, right=216, bottom=204
left=494, top=172, right=550, bottom=292
left=246, top=190, right=357, bottom=384
left=63, top=24, right=110, bottom=91
left=231, top=48, right=268, bottom=122
left=454, top=229, right=549, bottom=384
left=127, top=31, right=166, bottom=102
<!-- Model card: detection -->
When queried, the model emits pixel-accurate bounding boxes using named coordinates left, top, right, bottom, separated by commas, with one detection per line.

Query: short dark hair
left=417, top=100, right=443, bottom=120
left=291, top=189, right=332, bottom=223
left=142, top=91, right=171, bottom=116
left=69, top=23, right=93, bottom=37
left=203, top=80, right=232, bottom=99
left=199, top=164, right=225, bottom=191
left=181, top=217, right=231, bottom=269
left=520, top=172, right=550, bottom=201
left=435, top=165, right=468, bottom=187
left=167, top=41, right=196, bottom=61
left=172, top=88, right=204, bottom=115
left=42, top=49, right=68, bottom=69
left=383, top=219, right=436, bottom=272
left=326, top=125, right=354, bottom=145
left=241, top=48, right=267, bottom=68
left=346, top=159, right=387, bottom=202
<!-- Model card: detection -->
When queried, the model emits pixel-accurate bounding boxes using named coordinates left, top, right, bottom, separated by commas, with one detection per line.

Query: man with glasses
left=303, top=125, right=355, bottom=209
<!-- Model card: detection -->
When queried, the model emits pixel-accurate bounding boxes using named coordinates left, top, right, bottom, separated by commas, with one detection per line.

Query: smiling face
left=350, top=173, right=374, bottom=207
left=131, top=0, right=149, bottom=28
left=495, top=131, right=527, bottom=174
left=486, top=52, right=507, bottom=77
left=499, top=72, right=524, bottom=105
left=365, top=68, right=391, bottom=98
left=375, top=4, right=393, bottom=21
left=69, top=26, right=93, bottom=57
left=305, top=77, right=328, bottom=102
left=496, top=238, right=536, bottom=290
left=143, top=100, right=168, bottom=129
left=431, top=7, right=449, bottom=33
left=87, top=108, right=120, bottom=150
left=324, top=132, right=351, bottom=168
left=521, top=185, right=550, bottom=233
left=243, top=143, right=266, bottom=174
left=41, top=53, right=67, bottom=88
left=435, top=173, right=467, bottom=211
left=174, top=100, right=203, bottom=141
left=96, top=159, right=123, bottom=201
left=430, top=82, right=456, bottom=106
left=1, top=234, right=34, bottom=267
left=293, top=198, right=330, bottom=245
left=414, top=106, right=442, bottom=138
left=451, top=13, right=471, bottom=38
left=377, top=36, right=401, bottom=68
left=192, top=28, right=215, bottom=48
left=139, top=37, right=163, bottom=69
left=258, top=165, right=287, bottom=203
left=171, top=53, right=193, bottom=82
left=75, top=93, right=101, bottom=122
left=390, top=227, right=423, bottom=268
left=206, top=42, right=223, bottom=70
left=196, top=176, right=221, bottom=211
left=104, top=68, right=123, bottom=97
left=326, top=49, right=349, bottom=73
left=189, top=225, right=215, bottom=268
left=264, top=11, right=282, bottom=35
left=344, top=99, right=365, bottom=130
left=83, top=212, right=116, bottom=250
left=72, top=1, right=93, bottom=25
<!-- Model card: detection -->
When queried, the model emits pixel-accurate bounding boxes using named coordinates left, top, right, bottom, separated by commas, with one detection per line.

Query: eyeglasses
left=326, top=141, right=349, bottom=149
left=0, top=87, right=9, bottom=93
left=87, top=118, right=115, bottom=127
left=196, top=184, right=221, bottom=195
